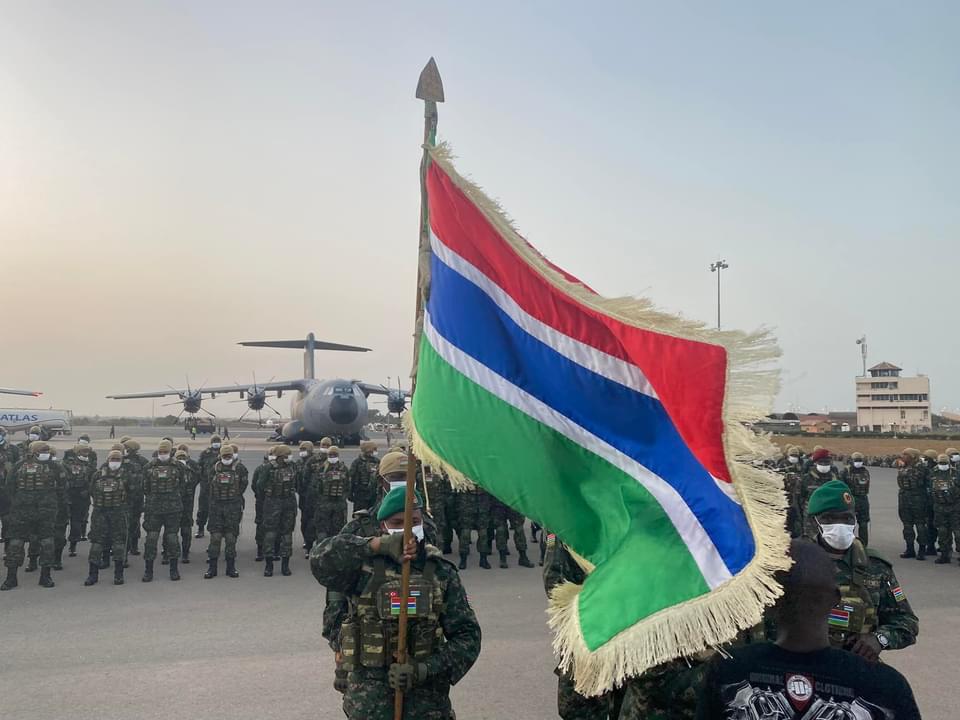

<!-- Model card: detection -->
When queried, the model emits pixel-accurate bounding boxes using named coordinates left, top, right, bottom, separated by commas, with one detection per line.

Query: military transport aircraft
left=0, top=388, right=42, bottom=397
left=107, top=333, right=408, bottom=444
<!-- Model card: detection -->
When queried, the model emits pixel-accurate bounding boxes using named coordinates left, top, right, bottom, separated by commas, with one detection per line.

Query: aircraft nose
left=329, top=395, right=359, bottom=425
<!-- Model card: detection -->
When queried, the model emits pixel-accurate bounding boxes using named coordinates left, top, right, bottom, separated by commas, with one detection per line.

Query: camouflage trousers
left=442, top=492, right=458, bottom=551
left=4, top=493, right=57, bottom=569
left=263, top=496, right=297, bottom=559
left=852, top=494, right=870, bottom=546
left=68, top=488, right=91, bottom=542
left=180, top=489, right=195, bottom=554
left=933, top=502, right=959, bottom=555
left=142, top=510, right=182, bottom=562
left=617, top=660, right=706, bottom=720
left=898, top=491, right=929, bottom=548
left=254, top=495, right=265, bottom=546
left=492, top=507, right=527, bottom=554
left=127, top=497, right=144, bottom=551
left=313, top=498, right=347, bottom=547
left=207, top=499, right=243, bottom=559
left=88, top=507, right=127, bottom=566
left=300, top=495, right=317, bottom=550
left=54, top=501, right=69, bottom=557
left=342, top=666, right=454, bottom=720
left=556, top=669, right=619, bottom=719
left=196, top=480, right=209, bottom=530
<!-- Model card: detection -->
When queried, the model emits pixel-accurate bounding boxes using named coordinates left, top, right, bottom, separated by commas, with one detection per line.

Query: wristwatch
left=874, top=632, right=889, bottom=650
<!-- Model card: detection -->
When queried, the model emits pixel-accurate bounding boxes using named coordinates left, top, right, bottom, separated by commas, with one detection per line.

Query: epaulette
left=865, top=547, right=893, bottom=569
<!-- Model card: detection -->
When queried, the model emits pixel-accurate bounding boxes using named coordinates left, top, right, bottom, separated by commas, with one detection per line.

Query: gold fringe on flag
left=405, top=142, right=791, bottom=697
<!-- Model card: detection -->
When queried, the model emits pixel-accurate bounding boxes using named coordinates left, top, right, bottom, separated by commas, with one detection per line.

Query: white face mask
left=222, top=457, right=234, bottom=466
left=268, top=455, right=276, bottom=462
left=320, top=447, right=329, bottom=455
left=938, top=464, right=950, bottom=472
left=328, top=457, right=339, bottom=464
left=384, top=524, right=424, bottom=541
left=853, top=461, right=863, bottom=469
left=818, top=521, right=856, bottom=551
left=38, top=453, right=51, bottom=462
left=816, top=463, right=832, bottom=474
left=389, top=480, right=406, bottom=492
left=178, top=459, right=187, bottom=466
left=158, top=454, right=170, bottom=462
left=952, top=455, right=960, bottom=463
left=787, top=456, right=798, bottom=464
left=79, top=439, right=89, bottom=445
left=29, top=434, right=39, bottom=441
left=211, top=443, right=221, bottom=450
left=108, top=461, right=122, bottom=471
left=299, top=451, right=308, bottom=458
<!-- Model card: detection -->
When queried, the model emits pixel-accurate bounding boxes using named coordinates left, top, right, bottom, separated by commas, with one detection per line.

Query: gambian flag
left=407, top=143, right=790, bottom=695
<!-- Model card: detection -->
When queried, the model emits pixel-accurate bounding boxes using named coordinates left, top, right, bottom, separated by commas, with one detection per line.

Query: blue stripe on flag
left=427, top=252, right=754, bottom=575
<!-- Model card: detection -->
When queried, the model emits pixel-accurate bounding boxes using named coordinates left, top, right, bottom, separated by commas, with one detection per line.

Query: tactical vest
left=210, top=465, right=243, bottom=502
left=264, top=464, right=297, bottom=498
left=320, top=463, right=348, bottom=499
left=929, top=470, right=958, bottom=505
left=15, top=461, right=57, bottom=492
left=846, top=468, right=870, bottom=497
left=829, top=544, right=878, bottom=649
left=149, top=463, right=180, bottom=495
left=897, top=467, right=925, bottom=492
left=63, top=459, right=90, bottom=490
left=93, top=470, right=127, bottom=509
left=339, top=554, right=445, bottom=672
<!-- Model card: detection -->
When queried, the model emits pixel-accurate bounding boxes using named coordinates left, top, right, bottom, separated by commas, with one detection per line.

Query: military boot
left=479, top=553, right=491, bottom=569
left=459, top=554, right=468, bottom=570
left=113, top=560, right=125, bottom=585
left=69, top=541, right=77, bottom=558
left=53, top=549, right=64, bottom=571
left=499, top=551, right=509, bottom=569
left=935, top=551, right=951, bottom=564
left=195, top=525, right=205, bottom=539
left=128, top=540, right=140, bottom=556
left=169, top=558, right=181, bottom=581
left=0, top=567, right=17, bottom=591
left=225, top=557, right=239, bottom=578
left=518, top=551, right=535, bottom=568
left=84, top=563, right=99, bottom=586
left=38, top=567, right=55, bottom=588
left=25, top=556, right=38, bottom=573
left=916, top=546, right=926, bottom=561
left=99, top=549, right=111, bottom=569
left=80, top=526, right=88, bottom=541
left=255, top=544, right=264, bottom=562
left=281, top=556, right=292, bottom=576
left=900, top=543, right=915, bottom=559
left=442, top=542, right=453, bottom=555
left=263, top=557, right=274, bottom=577
left=142, top=559, right=154, bottom=583
left=204, top=558, right=218, bottom=579
left=161, top=549, right=169, bottom=565
left=181, top=548, right=190, bottom=564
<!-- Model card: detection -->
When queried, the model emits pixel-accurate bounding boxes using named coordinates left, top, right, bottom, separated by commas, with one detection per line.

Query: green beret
left=807, top=480, right=855, bottom=517
left=376, top=487, right=423, bottom=521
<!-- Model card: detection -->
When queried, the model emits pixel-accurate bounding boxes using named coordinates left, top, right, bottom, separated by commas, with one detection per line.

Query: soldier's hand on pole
left=388, top=661, right=427, bottom=691
left=371, top=533, right=417, bottom=564
left=849, top=634, right=882, bottom=663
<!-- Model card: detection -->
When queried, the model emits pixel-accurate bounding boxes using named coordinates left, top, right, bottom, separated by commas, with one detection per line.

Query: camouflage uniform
left=252, top=455, right=272, bottom=560
left=775, top=451, right=803, bottom=538
left=205, top=457, right=247, bottom=577
left=422, top=467, right=450, bottom=554
left=261, top=451, right=298, bottom=576
left=797, top=464, right=841, bottom=536
left=1, top=445, right=62, bottom=589
left=123, top=443, right=148, bottom=556
left=842, top=458, right=871, bottom=546
left=455, top=485, right=492, bottom=568
left=313, top=455, right=349, bottom=547
left=490, top=495, right=533, bottom=568
left=929, top=461, right=959, bottom=563
left=85, top=460, right=130, bottom=585
left=348, top=447, right=380, bottom=515
left=297, top=451, right=324, bottom=552
left=196, top=438, right=222, bottom=537
left=176, top=453, right=201, bottom=562
left=61, top=448, right=95, bottom=556
left=311, top=533, right=481, bottom=720
left=0, top=435, right=21, bottom=542
left=897, top=456, right=929, bottom=558
left=543, top=537, right=621, bottom=719
left=141, top=455, right=185, bottom=581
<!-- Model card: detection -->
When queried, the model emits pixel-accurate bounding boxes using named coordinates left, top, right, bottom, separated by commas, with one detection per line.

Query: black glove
left=388, top=661, right=428, bottom=691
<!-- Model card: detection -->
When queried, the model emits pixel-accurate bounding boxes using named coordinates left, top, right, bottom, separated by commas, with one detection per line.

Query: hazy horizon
left=3, top=2, right=958, bottom=418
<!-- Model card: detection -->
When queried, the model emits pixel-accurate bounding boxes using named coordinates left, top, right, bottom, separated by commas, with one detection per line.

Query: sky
left=1, top=1, right=958, bottom=418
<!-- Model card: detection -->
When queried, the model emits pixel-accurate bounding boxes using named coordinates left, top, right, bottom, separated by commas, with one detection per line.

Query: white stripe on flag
left=423, top=311, right=732, bottom=589
left=430, top=231, right=659, bottom=401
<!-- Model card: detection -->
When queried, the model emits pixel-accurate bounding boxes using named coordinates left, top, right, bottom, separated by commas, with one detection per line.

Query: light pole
left=710, top=259, right=729, bottom=330
left=855, top=335, right=867, bottom=377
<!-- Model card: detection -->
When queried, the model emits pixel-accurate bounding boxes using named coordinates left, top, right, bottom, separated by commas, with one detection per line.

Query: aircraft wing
left=355, top=382, right=410, bottom=398
left=0, top=388, right=42, bottom=397
left=107, top=379, right=310, bottom=400
left=106, top=390, right=186, bottom=400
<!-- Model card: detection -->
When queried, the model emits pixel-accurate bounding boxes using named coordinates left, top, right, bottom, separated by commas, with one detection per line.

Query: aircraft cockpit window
left=334, top=386, right=352, bottom=395
left=323, top=386, right=334, bottom=396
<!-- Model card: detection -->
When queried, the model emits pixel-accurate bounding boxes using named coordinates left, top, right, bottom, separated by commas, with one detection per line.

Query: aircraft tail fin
left=238, top=333, right=371, bottom=380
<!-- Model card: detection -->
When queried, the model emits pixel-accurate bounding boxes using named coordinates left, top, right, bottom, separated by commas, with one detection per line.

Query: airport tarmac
left=0, top=426, right=953, bottom=719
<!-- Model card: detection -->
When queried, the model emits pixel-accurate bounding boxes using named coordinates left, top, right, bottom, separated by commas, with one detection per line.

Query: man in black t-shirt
left=697, top=540, right=920, bottom=719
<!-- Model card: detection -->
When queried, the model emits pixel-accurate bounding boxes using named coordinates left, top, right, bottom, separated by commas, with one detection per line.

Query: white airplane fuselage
left=282, top=378, right=368, bottom=442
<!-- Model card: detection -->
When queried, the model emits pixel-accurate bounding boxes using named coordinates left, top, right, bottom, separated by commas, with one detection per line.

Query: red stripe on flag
left=427, top=162, right=731, bottom=483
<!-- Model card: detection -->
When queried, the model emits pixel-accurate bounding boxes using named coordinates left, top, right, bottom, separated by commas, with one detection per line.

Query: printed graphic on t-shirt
left=719, top=672, right=895, bottom=719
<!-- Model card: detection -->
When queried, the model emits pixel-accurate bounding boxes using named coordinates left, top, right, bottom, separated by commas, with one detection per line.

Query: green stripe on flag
left=413, top=337, right=711, bottom=650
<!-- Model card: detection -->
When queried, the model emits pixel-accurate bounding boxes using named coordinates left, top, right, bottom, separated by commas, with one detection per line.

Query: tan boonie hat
left=123, top=439, right=141, bottom=452
left=360, top=440, right=377, bottom=453
left=158, top=440, right=173, bottom=453
left=275, top=445, right=292, bottom=458
left=299, top=441, right=314, bottom=452
left=327, top=445, right=340, bottom=457
left=378, top=451, right=408, bottom=477
left=320, top=437, right=332, bottom=448
left=219, top=445, right=234, bottom=458
left=107, top=449, right=123, bottom=461
left=851, top=452, right=864, bottom=461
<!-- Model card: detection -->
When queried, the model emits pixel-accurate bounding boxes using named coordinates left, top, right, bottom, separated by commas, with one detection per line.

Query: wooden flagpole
left=395, top=57, right=444, bottom=720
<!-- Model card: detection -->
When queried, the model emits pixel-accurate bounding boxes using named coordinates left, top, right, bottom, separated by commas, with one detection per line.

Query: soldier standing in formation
left=313, top=446, right=349, bottom=548
left=84, top=449, right=129, bottom=587
left=296, top=440, right=320, bottom=554
left=310, top=487, right=481, bottom=720
left=490, top=495, right=534, bottom=568
left=776, top=445, right=803, bottom=538
left=195, top=434, right=223, bottom=539
left=897, top=448, right=930, bottom=560
left=805, top=480, right=918, bottom=658
left=797, top=448, right=840, bottom=536
left=62, top=443, right=95, bottom=559
left=348, top=440, right=380, bottom=513
left=252, top=449, right=274, bottom=562
left=922, top=449, right=940, bottom=556
left=0, top=427, right=21, bottom=544
left=456, top=484, right=493, bottom=569
left=422, top=466, right=450, bottom=554
left=929, top=453, right=958, bottom=565
left=175, top=445, right=200, bottom=564
left=141, top=440, right=184, bottom=582
left=1, top=441, right=61, bottom=590
left=204, top=444, right=247, bottom=579
left=841, top=451, right=871, bottom=546
left=261, top=444, right=297, bottom=577
left=122, top=439, right=147, bottom=558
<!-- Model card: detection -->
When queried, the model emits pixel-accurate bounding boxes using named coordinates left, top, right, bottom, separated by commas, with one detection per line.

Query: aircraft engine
left=387, top=391, right=406, bottom=415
